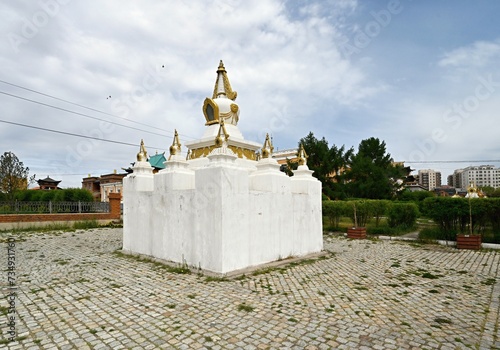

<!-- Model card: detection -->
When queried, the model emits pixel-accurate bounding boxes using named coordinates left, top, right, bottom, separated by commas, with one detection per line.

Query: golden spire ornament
left=168, top=129, right=182, bottom=160
left=297, top=143, right=308, bottom=166
left=214, top=119, right=230, bottom=148
left=261, top=133, right=274, bottom=158
left=136, top=139, right=148, bottom=162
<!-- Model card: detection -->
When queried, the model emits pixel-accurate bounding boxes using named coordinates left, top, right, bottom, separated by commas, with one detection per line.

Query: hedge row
left=422, top=197, right=500, bottom=235
left=10, top=188, right=94, bottom=202
left=322, top=200, right=419, bottom=229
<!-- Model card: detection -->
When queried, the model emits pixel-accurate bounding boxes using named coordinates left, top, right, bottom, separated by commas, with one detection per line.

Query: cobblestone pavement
left=1, top=228, right=499, bottom=349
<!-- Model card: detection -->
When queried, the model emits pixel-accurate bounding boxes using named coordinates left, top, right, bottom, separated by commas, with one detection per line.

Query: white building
left=418, top=169, right=441, bottom=191
left=122, top=61, right=323, bottom=275
left=457, top=165, right=500, bottom=189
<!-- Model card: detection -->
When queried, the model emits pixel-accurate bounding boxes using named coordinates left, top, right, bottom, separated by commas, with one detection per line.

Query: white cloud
left=1, top=0, right=499, bottom=187
left=438, top=40, right=500, bottom=68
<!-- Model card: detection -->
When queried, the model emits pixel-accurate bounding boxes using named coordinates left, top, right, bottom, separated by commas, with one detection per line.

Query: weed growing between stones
left=237, top=303, right=254, bottom=312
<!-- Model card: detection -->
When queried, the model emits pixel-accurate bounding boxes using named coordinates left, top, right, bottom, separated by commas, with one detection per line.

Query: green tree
left=346, top=138, right=405, bottom=199
left=481, top=186, right=495, bottom=197
left=0, top=151, right=35, bottom=200
left=298, top=132, right=352, bottom=199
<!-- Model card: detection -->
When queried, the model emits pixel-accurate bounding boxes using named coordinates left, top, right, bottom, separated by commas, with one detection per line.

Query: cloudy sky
left=1, top=0, right=499, bottom=188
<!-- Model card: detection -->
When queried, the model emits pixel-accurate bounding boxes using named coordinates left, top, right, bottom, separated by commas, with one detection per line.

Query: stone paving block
left=0, top=229, right=499, bottom=348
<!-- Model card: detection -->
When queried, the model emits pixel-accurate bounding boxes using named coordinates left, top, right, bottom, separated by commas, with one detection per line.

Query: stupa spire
left=214, top=119, right=230, bottom=148
left=297, top=144, right=308, bottom=166
left=137, top=139, right=148, bottom=162
left=168, top=129, right=182, bottom=160
left=212, top=60, right=237, bottom=101
left=261, top=133, right=274, bottom=158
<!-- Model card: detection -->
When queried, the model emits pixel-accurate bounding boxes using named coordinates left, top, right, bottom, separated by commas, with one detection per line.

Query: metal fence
left=0, top=201, right=110, bottom=214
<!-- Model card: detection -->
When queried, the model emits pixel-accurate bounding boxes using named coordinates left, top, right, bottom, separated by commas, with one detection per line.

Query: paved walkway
left=1, top=228, right=499, bottom=349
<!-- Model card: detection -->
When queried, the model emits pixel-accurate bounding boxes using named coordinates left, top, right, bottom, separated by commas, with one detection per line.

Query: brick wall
left=0, top=194, right=121, bottom=229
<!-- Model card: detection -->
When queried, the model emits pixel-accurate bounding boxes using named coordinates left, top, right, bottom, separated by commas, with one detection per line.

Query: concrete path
left=1, top=228, right=499, bottom=349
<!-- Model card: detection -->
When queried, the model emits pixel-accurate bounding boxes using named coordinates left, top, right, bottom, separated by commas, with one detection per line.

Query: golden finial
left=215, top=119, right=230, bottom=147
left=468, top=181, right=477, bottom=194
left=136, top=139, right=148, bottom=162
left=212, top=60, right=237, bottom=101
left=169, top=129, right=182, bottom=160
left=261, top=133, right=274, bottom=159
left=297, top=143, right=308, bottom=166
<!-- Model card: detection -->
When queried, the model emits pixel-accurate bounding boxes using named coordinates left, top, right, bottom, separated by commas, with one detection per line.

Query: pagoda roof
left=149, top=152, right=166, bottom=169
left=37, top=176, right=61, bottom=184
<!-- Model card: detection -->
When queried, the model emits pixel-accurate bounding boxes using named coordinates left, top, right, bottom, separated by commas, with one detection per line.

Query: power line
left=0, top=119, right=165, bottom=150
left=0, top=79, right=197, bottom=140
left=0, top=90, right=174, bottom=139
left=0, top=79, right=163, bottom=130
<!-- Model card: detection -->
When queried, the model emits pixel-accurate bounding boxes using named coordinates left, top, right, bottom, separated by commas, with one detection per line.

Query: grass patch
left=434, top=317, right=452, bottom=324
left=482, top=278, right=496, bottom=286
left=73, top=220, right=100, bottom=230
left=204, top=276, right=229, bottom=282
left=0, top=336, right=28, bottom=345
left=353, top=286, right=369, bottom=291
left=75, top=278, right=90, bottom=283
left=0, top=306, right=8, bottom=315
left=113, top=251, right=192, bottom=275
left=251, top=266, right=286, bottom=276
left=2, top=223, right=72, bottom=234
left=237, top=303, right=254, bottom=312
left=422, top=272, right=441, bottom=279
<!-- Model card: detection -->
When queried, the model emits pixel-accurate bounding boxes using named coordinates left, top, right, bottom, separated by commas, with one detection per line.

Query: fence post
left=49, top=201, right=52, bottom=214
left=78, top=201, right=82, bottom=213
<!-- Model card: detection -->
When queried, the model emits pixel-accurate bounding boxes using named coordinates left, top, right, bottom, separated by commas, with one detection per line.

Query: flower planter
left=347, top=227, right=367, bottom=239
left=456, top=234, right=482, bottom=250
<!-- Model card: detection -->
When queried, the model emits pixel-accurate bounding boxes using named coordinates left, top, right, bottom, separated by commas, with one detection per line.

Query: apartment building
left=418, top=169, right=441, bottom=191
left=456, top=165, right=500, bottom=189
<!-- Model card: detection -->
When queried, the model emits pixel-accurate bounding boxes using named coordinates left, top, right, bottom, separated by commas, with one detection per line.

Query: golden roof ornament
left=261, top=133, right=274, bottom=158
left=136, top=139, right=148, bottom=162
left=212, top=60, right=237, bottom=100
left=468, top=182, right=477, bottom=194
left=168, top=129, right=182, bottom=160
left=214, top=119, right=230, bottom=148
left=297, top=143, right=308, bottom=166
left=203, top=61, right=240, bottom=126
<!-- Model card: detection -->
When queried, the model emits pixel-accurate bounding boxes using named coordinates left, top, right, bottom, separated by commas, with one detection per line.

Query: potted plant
left=456, top=184, right=482, bottom=250
left=347, top=201, right=367, bottom=239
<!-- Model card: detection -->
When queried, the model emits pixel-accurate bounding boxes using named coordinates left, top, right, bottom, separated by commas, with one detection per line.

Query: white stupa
left=122, top=61, right=323, bottom=274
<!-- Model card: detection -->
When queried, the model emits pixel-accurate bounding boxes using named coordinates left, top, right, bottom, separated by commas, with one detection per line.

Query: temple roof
left=149, top=152, right=166, bottom=169
left=37, top=176, right=61, bottom=185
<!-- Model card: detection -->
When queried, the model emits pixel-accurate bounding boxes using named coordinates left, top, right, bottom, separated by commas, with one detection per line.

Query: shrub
left=345, top=200, right=372, bottom=227
left=323, top=200, right=348, bottom=229
left=387, top=202, right=419, bottom=228
left=13, top=188, right=94, bottom=202
left=371, top=200, right=390, bottom=227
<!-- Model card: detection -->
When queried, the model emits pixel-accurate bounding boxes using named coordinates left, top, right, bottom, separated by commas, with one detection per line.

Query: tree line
left=284, top=132, right=407, bottom=200
left=0, top=151, right=93, bottom=202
